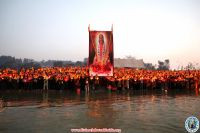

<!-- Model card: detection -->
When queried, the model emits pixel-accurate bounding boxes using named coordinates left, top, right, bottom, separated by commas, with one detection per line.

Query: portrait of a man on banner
left=89, top=31, right=113, bottom=76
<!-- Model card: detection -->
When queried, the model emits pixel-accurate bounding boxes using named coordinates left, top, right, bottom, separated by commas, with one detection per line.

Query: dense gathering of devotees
left=0, top=67, right=200, bottom=91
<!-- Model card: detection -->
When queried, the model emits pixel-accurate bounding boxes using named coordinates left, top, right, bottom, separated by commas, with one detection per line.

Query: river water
left=0, top=89, right=199, bottom=133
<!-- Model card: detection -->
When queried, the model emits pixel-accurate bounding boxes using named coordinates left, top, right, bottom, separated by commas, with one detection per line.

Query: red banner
left=89, top=31, right=113, bottom=76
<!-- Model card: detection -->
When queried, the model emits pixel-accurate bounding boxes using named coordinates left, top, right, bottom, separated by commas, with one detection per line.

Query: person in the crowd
left=80, top=75, right=86, bottom=91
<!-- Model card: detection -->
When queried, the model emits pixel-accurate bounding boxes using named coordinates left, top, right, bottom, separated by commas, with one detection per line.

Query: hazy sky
left=0, top=0, right=200, bottom=69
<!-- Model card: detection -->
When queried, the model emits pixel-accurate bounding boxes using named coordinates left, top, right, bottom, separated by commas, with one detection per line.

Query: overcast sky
left=0, top=0, right=200, bottom=69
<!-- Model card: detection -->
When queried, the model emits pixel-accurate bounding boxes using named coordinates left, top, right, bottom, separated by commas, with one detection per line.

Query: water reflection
left=0, top=99, right=5, bottom=112
left=38, top=92, right=50, bottom=108
left=0, top=89, right=199, bottom=133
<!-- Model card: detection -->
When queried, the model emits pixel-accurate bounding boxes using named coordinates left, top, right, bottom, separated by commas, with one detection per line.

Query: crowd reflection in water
left=0, top=67, right=200, bottom=92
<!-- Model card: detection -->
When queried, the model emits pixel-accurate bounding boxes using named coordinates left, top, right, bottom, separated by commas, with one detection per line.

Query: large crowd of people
left=0, top=67, right=200, bottom=91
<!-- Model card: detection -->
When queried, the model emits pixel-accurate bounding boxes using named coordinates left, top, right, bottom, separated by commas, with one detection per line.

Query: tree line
left=0, top=55, right=86, bottom=69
